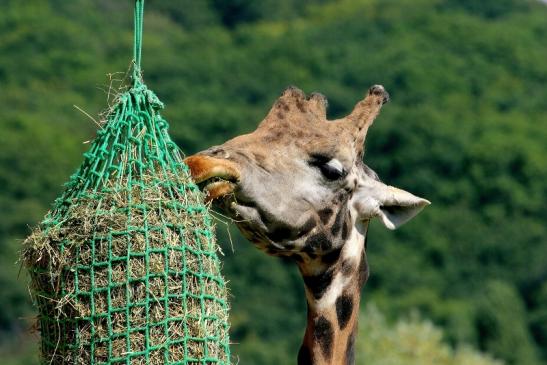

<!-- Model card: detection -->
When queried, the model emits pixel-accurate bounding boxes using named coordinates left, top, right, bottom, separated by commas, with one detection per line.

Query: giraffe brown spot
left=263, top=129, right=284, bottom=143
left=314, top=316, right=333, bottom=360
left=341, top=217, right=350, bottom=240
left=278, top=100, right=290, bottom=112
left=303, top=268, right=334, bottom=300
left=335, top=294, right=354, bottom=330
left=318, top=207, right=333, bottom=224
left=266, top=224, right=292, bottom=242
left=295, top=129, right=306, bottom=139
left=336, top=192, right=348, bottom=203
left=340, top=259, right=354, bottom=276
left=296, top=99, right=307, bottom=113
left=304, top=231, right=331, bottom=251
left=331, top=209, right=345, bottom=237
left=358, top=249, right=369, bottom=286
left=276, top=111, right=285, bottom=119
left=321, top=247, right=342, bottom=265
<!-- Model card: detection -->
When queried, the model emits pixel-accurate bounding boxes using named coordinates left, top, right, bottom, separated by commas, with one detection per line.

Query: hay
left=23, top=175, right=230, bottom=364
left=23, top=68, right=230, bottom=364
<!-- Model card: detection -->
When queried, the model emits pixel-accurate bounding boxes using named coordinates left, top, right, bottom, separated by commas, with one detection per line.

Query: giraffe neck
left=297, top=223, right=369, bottom=365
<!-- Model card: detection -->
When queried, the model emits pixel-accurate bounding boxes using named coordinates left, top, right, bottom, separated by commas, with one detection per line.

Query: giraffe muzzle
left=184, top=155, right=241, bottom=202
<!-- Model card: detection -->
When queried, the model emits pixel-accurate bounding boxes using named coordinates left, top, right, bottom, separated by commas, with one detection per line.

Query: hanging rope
left=133, top=0, right=144, bottom=84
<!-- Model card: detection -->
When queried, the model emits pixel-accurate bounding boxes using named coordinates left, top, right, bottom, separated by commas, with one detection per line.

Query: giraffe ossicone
left=185, top=85, right=429, bottom=365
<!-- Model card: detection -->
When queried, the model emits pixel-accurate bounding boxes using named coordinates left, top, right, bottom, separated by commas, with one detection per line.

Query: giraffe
left=184, top=85, right=429, bottom=365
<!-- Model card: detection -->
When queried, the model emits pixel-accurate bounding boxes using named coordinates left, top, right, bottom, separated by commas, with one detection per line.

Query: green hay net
left=22, top=1, right=231, bottom=364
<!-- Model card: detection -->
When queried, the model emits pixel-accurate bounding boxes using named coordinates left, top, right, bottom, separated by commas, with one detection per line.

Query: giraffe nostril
left=203, top=145, right=223, bottom=154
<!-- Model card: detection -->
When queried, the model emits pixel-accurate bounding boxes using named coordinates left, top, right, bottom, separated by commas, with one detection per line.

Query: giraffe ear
left=354, top=182, right=430, bottom=230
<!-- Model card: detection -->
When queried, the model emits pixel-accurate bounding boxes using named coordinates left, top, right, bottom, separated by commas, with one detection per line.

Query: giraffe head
left=185, top=85, right=429, bottom=259
left=185, top=85, right=429, bottom=364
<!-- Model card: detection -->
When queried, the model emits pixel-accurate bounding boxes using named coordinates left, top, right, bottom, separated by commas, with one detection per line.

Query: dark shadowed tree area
left=0, top=1, right=546, bottom=364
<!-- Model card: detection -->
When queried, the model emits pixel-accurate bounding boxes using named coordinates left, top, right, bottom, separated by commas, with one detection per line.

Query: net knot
left=130, top=83, right=165, bottom=110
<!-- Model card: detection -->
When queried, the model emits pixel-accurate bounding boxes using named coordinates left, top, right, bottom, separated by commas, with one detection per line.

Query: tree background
left=0, top=0, right=546, bottom=364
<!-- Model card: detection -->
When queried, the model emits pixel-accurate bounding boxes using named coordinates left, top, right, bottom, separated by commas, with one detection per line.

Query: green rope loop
left=133, top=0, right=144, bottom=84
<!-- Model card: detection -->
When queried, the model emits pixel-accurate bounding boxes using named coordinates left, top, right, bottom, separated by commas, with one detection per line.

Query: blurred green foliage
left=0, top=0, right=546, bottom=364
left=357, top=304, right=503, bottom=365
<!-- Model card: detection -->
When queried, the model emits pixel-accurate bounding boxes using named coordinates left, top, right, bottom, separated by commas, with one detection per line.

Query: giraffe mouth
left=184, top=155, right=240, bottom=202
left=199, top=178, right=237, bottom=202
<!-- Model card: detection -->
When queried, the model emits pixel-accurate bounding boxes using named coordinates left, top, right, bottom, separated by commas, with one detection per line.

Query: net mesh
left=22, top=2, right=231, bottom=363
left=23, top=77, right=231, bottom=365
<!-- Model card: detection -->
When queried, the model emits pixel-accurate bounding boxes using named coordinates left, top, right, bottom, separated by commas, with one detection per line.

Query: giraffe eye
left=309, top=155, right=346, bottom=181
left=320, top=163, right=344, bottom=180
